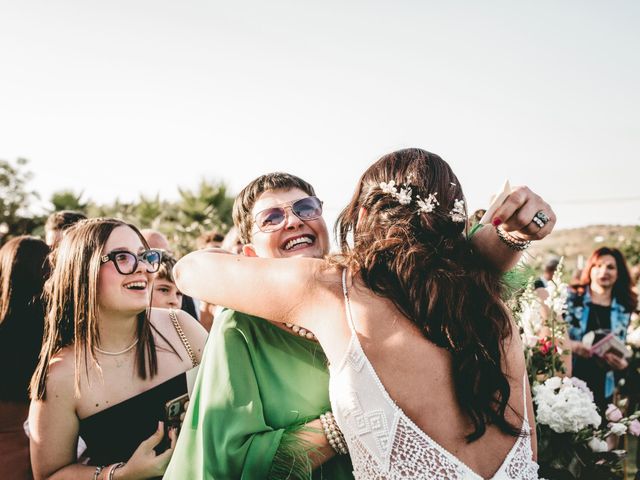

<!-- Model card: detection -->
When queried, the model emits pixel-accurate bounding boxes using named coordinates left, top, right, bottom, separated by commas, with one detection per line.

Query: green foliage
left=0, top=158, right=41, bottom=241
left=83, top=179, right=234, bottom=256
left=50, top=189, right=88, bottom=212
left=170, top=180, right=234, bottom=255
left=619, top=225, right=640, bottom=265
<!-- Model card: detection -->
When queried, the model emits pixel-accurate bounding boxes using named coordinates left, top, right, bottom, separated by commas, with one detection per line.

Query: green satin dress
left=163, top=309, right=353, bottom=480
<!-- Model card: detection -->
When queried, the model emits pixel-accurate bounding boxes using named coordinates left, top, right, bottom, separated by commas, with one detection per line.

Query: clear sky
left=1, top=0, right=638, bottom=230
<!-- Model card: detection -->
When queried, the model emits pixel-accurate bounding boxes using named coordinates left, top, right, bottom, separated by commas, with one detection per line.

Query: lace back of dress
left=329, top=269, right=539, bottom=479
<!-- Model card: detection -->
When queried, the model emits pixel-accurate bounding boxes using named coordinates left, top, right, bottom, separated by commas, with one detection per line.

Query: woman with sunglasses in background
left=29, top=218, right=207, bottom=480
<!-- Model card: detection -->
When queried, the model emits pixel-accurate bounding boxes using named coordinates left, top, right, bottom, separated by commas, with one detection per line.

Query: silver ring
left=532, top=210, right=549, bottom=228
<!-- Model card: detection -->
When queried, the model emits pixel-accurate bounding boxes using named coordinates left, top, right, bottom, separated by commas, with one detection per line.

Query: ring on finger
left=532, top=210, right=549, bottom=228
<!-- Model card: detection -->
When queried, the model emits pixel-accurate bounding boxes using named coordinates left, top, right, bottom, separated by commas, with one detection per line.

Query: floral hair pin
left=416, top=193, right=439, bottom=213
left=379, top=180, right=413, bottom=205
left=378, top=180, right=466, bottom=223
left=449, top=199, right=466, bottom=223
left=379, top=180, right=397, bottom=195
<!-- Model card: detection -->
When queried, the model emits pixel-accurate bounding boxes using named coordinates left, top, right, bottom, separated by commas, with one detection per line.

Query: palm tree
left=50, top=189, right=88, bottom=212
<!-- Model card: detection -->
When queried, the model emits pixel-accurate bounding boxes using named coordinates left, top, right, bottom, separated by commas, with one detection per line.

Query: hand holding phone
left=165, top=393, right=190, bottom=430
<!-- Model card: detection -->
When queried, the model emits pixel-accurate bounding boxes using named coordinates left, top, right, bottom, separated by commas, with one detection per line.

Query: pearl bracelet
left=320, top=411, right=349, bottom=455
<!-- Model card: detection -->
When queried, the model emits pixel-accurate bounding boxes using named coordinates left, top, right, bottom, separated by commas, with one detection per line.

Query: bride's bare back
left=308, top=271, right=535, bottom=479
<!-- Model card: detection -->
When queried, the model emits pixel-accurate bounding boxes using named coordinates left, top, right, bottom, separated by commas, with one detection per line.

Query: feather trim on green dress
left=269, top=422, right=324, bottom=480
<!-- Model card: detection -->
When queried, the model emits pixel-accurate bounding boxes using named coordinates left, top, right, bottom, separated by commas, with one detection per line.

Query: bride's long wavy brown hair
left=335, top=148, right=519, bottom=441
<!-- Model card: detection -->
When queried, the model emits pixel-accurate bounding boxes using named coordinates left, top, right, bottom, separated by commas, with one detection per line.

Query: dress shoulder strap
left=522, top=371, right=529, bottom=423
left=341, top=268, right=358, bottom=333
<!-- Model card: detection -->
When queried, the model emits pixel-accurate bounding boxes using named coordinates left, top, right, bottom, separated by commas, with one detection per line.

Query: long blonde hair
left=31, top=218, right=160, bottom=400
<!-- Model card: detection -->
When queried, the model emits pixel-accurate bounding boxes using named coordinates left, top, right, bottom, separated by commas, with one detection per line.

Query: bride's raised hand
left=490, top=185, right=556, bottom=241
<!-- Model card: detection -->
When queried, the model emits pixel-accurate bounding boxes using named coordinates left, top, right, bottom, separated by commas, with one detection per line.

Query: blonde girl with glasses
left=29, top=218, right=207, bottom=480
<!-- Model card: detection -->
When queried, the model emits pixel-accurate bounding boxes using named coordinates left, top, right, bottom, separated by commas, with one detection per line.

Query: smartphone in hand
left=158, top=393, right=189, bottom=452
left=165, top=393, right=189, bottom=429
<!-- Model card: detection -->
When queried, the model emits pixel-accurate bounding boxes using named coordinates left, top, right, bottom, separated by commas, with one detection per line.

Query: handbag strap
left=169, top=309, right=199, bottom=367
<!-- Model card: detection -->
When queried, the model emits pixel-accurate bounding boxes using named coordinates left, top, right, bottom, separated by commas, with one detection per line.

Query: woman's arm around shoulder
left=174, top=252, right=339, bottom=329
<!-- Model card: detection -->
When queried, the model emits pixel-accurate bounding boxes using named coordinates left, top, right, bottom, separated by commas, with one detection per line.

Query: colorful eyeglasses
left=100, top=249, right=162, bottom=275
left=253, top=196, right=323, bottom=233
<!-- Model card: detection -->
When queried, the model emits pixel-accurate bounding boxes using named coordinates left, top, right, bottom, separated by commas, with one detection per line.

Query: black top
left=79, top=373, right=187, bottom=468
left=585, top=303, right=612, bottom=333
left=181, top=295, right=198, bottom=320
left=0, top=304, right=45, bottom=402
left=573, top=303, right=613, bottom=413
left=533, top=277, right=546, bottom=290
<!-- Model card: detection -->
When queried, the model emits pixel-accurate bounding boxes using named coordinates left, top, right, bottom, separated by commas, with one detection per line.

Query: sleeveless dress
left=329, top=270, right=539, bottom=479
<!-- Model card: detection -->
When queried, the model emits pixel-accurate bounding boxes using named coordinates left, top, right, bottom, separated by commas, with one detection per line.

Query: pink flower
left=538, top=339, right=553, bottom=355
left=606, top=404, right=623, bottom=422
left=629, top=420, right=640, bottom=436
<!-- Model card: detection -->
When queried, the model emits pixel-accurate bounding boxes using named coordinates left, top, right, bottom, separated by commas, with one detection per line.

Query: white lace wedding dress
left=329, top=270, right=539, bottom=479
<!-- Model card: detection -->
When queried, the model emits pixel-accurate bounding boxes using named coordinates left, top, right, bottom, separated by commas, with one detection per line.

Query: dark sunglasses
left=254, top=196, right=323, bottom=233
left=100, top=249, right=162, bottom=275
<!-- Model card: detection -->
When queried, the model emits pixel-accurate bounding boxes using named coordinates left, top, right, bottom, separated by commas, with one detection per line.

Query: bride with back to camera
left=175, top=148, right=555, bottom=479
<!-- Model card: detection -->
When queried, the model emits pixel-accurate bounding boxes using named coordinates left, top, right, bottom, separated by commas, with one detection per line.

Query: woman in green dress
left=164, top=173, right=354, bottom=479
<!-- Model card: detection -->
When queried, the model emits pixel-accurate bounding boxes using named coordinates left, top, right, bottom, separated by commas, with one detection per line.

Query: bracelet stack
left=495, top=226, right=531, bottom=251
left=93, top=466, right=104, bottom=480
left=103, top=462, right=125, bottom=480
left=320, top=411, right=348, bottom=455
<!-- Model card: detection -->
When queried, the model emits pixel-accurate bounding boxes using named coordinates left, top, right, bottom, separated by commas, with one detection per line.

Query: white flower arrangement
left=587, top=437, right=608, bottom=452
left=533, top=376, right=601, bottom=433
left=608, top=422, right=627, bottom=436
left=515, top=258, right=570, bottom=379
left=517, top=284, right=545, bottom=348
left=544, top=276, right=569, bottom=320
left=512, top=260, right=640, bottom=476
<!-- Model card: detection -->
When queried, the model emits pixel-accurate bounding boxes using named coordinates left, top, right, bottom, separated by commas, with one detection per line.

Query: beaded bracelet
left=320, top=411, right=349, bottom=455
left=495, top=226, right=531, bottom=251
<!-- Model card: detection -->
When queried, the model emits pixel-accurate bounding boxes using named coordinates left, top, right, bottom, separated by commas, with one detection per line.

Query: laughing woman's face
left=97, top=225, right=154, bottom=316
left=243, top=188, right=330, bottom=260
